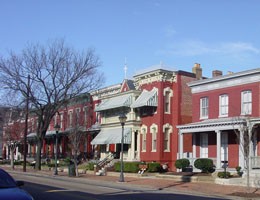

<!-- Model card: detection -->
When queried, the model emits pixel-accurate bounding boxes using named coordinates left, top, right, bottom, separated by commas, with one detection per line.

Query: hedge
left=194, top=158, right=214, bottom=173
left=114, top=162, right=140, bottom=173
left=175, top=158, right=190, bottom=171
left=147, top=162, right=161, bottom=172
left=217, top=171, right=231, bottom=178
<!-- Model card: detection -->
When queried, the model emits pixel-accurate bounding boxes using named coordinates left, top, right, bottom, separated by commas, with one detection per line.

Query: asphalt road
left=11, top=173, right=229, bottom=200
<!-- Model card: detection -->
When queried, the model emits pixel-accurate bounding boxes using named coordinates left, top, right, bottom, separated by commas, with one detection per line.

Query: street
left=11, top=172, right=229, bottom=200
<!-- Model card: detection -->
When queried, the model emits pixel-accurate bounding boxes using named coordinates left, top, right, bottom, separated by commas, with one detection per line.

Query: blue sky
left=1, top=0, right=260, bottom=86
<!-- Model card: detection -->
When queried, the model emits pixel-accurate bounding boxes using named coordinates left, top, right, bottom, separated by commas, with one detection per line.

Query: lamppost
left=118, top=113, right=127, bottom=182
left=54, top=123, right=60, bottom=175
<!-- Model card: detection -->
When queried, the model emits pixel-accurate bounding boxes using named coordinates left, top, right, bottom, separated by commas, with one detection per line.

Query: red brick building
left=177, top=68, right=260, bottom=172
left=91, top=64, right=198, bottom=170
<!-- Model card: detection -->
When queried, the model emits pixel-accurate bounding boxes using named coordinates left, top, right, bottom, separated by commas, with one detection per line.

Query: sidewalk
left=2, top=165, right=260, bottom=200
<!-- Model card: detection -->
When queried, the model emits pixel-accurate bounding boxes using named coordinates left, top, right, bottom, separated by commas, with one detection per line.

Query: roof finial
left=124, top=57, right=128, bottom=79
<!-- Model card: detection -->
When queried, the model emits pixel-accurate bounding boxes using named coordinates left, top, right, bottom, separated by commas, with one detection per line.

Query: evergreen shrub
left=175, top=158, right=190, bottom=171
left=194, top=158, right=214, bottom=173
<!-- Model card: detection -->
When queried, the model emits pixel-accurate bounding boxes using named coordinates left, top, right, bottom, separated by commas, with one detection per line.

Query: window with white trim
left=221, top=132, right=228, bottom=161
left=163, top=123, right=172, bottom=152
left=200, top=97, right=208, bottom=119
left=75, top=108, right=81, bottom=125
left=68, top=110, right=73, bottom=127
left=164, top=87, right=173, bottom=114
left=200, top=133, right=208, bottom=158
left=219, top=94, right=228, bottom=117
left=141, top=127, right=147, bottom=152
left=84, top=106, right=88, bottom=125
left=241, top=90, right=252, bottom=115
left=60, top=113, right=63, bottom=129
left=150, top=124, right=158, bottom=152
left=164, top=128, right=170, bottom=151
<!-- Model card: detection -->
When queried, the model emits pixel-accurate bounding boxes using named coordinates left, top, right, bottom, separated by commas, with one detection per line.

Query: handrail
left=97, top=153, right=114, bottom=168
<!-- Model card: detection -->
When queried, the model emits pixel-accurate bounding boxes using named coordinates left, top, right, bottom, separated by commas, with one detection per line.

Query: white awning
left=95, top=93, right=132, bottom=112
left=91, top=128, right=131, bottom=145
left=131, top=89, right=158, bottom=108
left=27, top=131, right=61, bottom=139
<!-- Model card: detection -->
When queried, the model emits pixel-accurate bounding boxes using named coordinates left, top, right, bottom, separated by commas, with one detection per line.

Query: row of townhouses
left=2, top=63, right=260, bottom=173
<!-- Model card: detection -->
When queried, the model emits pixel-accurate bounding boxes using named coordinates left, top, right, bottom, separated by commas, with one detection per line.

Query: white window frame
left=241, top=90, right=252, bottom=115
left=200, top=133, right=208, bottom=158
left=141, top=125, right=147, bottom=152
left=163, top=87, right=173, bottom=114
left=221, top=132, right=228, bottom=162
left=200, top=97, right=208, bottom=119
left=68, top=110, right=73, bottom=127
left=150, top=124, right=158, bottom=152
left=219, top=94, right=229, bottom=117
left=163, top=123, right=172, bottom=152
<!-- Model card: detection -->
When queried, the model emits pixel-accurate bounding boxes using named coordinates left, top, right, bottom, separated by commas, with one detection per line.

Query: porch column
left=178, top=131, right=183, bottom=159
left=249, top=128, right=253, bottom=170
left=28, top=144, right=31, bottom=156
left=130, top=129, right=135, bottom=160
left=239, top=128, right=245, bottom=169
left=192, top=133, right=196, bottom=159
left=216, top=130, right=221, bottom=169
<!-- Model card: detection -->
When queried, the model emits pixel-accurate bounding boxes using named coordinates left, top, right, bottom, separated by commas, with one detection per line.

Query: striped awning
left=131, top=89, right=158, bottom=108
left=95, top=93, right=132, bottom=112
left=91, top=127, right=131, bottom=145
left=27, top=130, right=61, bottom=139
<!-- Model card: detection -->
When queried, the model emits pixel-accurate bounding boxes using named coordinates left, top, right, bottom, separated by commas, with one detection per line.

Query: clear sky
left=1, top=0, right=260, bottom=87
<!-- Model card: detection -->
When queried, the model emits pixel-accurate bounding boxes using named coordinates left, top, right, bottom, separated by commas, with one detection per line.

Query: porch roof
left=95, top=93, right=132, bottom=112
left=177, top=117, right=247, bottom=133
left=131, top=89, right=158, bottom=108
left=90, top=127, right=131, bottom=145
left=27, top=130, right=62, bottom=139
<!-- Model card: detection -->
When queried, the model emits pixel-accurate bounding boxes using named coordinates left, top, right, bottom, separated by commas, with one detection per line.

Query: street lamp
left=54, top=123, right=60, bottom=175
left=118, top=113, right=127, bottom=182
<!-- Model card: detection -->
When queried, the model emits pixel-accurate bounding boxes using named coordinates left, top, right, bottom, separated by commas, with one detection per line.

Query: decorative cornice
left=188, top=68, right=260, bottom=94
left=134, top=69, right=177, bottom=88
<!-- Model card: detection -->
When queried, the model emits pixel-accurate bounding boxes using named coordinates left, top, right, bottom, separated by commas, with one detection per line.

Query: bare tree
left=67, top=108, right=86, bottom=177
left=0, top=39, right=104, bottom=170
left=233, top=116, right=258, bottom=192
left=2, top=109, right=25, bottom=169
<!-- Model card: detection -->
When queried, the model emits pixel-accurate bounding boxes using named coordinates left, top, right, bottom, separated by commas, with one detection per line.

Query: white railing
left=251, top=156, right=260, bottom=169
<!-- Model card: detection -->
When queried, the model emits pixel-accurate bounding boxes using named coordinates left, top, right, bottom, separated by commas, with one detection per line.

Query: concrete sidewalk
left=2, top=165, right=260, bottom=200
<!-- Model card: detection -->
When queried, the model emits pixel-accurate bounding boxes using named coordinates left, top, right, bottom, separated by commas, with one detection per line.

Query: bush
left=175, top=159, right=190, bottom=171
left=86, top=162, right=97, bottom=171
left=217, top=171, right=231, bottom=178
left=236, top=166, right=243, bottom=176
left=114, top=162, right=140, bottom=173
left=147, top=162, right=161, bottom=172
left=14, top=160, right=23, bottom=165
left=194, top=158, right=214, bottom=173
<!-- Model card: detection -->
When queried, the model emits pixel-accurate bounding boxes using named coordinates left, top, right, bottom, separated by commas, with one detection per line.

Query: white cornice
left=188, top=68, right=260, bottom=93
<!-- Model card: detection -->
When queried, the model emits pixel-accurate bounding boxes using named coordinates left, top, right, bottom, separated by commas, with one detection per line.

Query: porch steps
left=95, top=167, right=106, bottom=176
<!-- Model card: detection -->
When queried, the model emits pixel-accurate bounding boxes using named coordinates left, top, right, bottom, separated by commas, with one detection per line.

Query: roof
left=177, top=117, right=260, bottom=133
left=94, top=93, right=133, bottom=112
left=131, top=89, right=158, bottom=108
left=90, top=127, right=131, bottom=145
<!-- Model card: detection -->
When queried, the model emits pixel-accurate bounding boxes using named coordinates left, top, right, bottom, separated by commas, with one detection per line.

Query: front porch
left=177, top=117, right=260, bottom=172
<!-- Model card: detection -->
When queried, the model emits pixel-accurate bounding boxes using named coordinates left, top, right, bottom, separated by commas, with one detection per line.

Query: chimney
left=192, top=63, right=202, bottom=79
left=212, top=70, right=223, bottom=77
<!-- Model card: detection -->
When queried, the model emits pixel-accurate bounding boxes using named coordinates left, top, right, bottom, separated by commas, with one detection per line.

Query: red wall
left=139, top=72, right=196, bottom=170
left=192, top=83, right=260, bottom=122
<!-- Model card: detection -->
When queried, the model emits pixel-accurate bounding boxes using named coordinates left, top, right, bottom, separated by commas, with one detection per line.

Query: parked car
left=0, top=168, right=34, bottom=200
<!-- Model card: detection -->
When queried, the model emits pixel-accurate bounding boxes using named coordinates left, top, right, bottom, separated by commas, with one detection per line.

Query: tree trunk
left=246, top=157, right=250, bottom=193
left=35, top=139, right=43, bottom=170
left=10, top=149, right=14, bottom=170
left=73, top=153, right=79, bottom=177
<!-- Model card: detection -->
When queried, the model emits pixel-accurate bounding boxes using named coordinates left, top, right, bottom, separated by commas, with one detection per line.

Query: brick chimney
left=212, top=70, right=223, bottom=77
left=192, top=63, right=202, bottom=79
